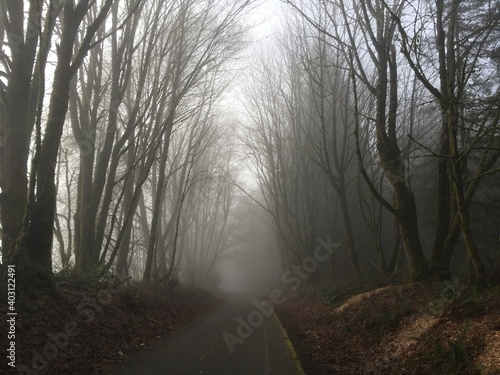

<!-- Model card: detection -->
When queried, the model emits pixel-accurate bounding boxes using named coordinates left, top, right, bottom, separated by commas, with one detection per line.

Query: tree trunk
left=376, top=45, right=427, bottom=282
left=1, top=54, right=36, bottom=263
left=338, top=185, right=362, bottom=280
left=143, top=147, right=169, bottom=282
left=430, top=125, right=451, bottom=268
left=1, top=75, right=31, bottom=262
left=115, top=146, right=135, bottom=279
left=143, top=115, right=175, bottom=282
left=393, top=182, right=427, bottom=281
left=27, top=58, right=73, bottom=273
left=27, top=0, right=115, bottom=274
left=387, top=215, right=401, bottom=276
left=448, top=132, right=487, bottom=282
left=436, top=211, right=461, bottom=278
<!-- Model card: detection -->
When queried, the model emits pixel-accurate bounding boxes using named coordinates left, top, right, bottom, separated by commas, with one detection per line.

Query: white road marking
left=264, top=324, right=271, bottom=375
left=200, top=344, right=215, bottom=360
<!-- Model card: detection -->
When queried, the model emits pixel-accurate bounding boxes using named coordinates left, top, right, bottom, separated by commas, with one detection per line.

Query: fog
left=216, top=194, right=282, bottom=294
left=1, top=0, right=499, bottom=292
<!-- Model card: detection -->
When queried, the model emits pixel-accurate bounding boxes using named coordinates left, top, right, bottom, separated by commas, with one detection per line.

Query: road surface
left=111, top=295, right=305, bottom=375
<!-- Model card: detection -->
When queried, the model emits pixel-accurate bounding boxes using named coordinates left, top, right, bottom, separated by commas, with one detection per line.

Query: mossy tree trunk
left=359, top=0, right=428, bottom=282
left=386, top=0, right=498, bottom=281
left=0, top=0, right=41, bottom=264
left=1, top=0, right=57, bottom=293
left=26, top=0, right=115, bottom=276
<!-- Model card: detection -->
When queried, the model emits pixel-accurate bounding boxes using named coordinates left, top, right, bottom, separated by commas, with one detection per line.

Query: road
left=111, top=295, right=305, bottom=375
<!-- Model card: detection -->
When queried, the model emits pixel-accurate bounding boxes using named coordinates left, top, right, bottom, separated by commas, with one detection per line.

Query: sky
left=248, top=0, right=284, bottom=40
left=215, top=1, right=287, bottom=292
left=217, top=0, right=287, bottom=189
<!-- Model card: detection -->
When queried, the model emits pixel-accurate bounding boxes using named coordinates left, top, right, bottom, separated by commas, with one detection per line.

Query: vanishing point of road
left=112, top=295, right=305, bottom=375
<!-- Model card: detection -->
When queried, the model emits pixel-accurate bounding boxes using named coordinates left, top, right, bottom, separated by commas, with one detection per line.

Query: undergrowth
left=299, top=281, right=373, bottom=306
left=403, top=322, right=481, bottom=375
left=53, top=266, right=130, bottom=290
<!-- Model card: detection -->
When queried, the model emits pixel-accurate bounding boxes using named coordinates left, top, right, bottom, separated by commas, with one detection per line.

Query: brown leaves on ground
left=1, top=283, right=221, bottom=375
left=276, top=281, right=500, bottom=375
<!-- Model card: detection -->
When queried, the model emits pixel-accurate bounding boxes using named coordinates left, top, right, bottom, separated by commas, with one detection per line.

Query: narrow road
left=111, top=295, right=304, bottom=375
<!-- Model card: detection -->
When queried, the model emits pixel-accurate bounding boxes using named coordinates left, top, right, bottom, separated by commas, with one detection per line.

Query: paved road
left=111, top=295, right=304, bottom=375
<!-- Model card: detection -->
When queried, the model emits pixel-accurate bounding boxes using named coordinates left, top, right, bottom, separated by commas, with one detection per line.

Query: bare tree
left=243, top=38, right=339, bottom=276
left=290, top=10, right=363, bottom=280
left=180, top=127, right=236, bottom=287
left=70, top=0, right=142, bottom=272
left=0, top=0, right=119, bottom=289
left=0, top=0, right=57, bottom=265
left=385, top=0, right=500, bottom=281
left=284, top=0, right=429, bottom=281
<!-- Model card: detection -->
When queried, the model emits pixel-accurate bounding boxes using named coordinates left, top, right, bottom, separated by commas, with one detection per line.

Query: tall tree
left=0, top=0, right=53, bottom=264
left=386, top=0, right=500, bottom=281
left=26, top=0, right=116, bottom=276
left=1, top=0, right=119, bottom=289
left=285, top=0, right=429, bottom=280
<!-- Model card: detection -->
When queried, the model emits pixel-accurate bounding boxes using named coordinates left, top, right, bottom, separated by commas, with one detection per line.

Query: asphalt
left=111, top=295, right=305, bottom=375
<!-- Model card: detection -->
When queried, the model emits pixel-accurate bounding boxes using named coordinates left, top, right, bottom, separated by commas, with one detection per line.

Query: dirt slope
left=276, top=281, right=500, bottom=375
left=1, top=283, right=221, bottom=375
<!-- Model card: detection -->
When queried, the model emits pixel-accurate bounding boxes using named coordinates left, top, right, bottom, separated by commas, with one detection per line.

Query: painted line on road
left=199, top=344, right=215, bottom=360
left=272, top=313, right=306, bottom=375
left=264, top=324, right=270, bottom=375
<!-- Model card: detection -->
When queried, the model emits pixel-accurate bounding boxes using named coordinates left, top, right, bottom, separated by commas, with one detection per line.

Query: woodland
left=1, top=0, right=499, bottom=292
left=1, top=0, right=500, bottom=374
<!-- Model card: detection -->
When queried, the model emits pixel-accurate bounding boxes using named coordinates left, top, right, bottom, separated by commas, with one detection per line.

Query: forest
left=0, top=0, right=499, bottom=374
